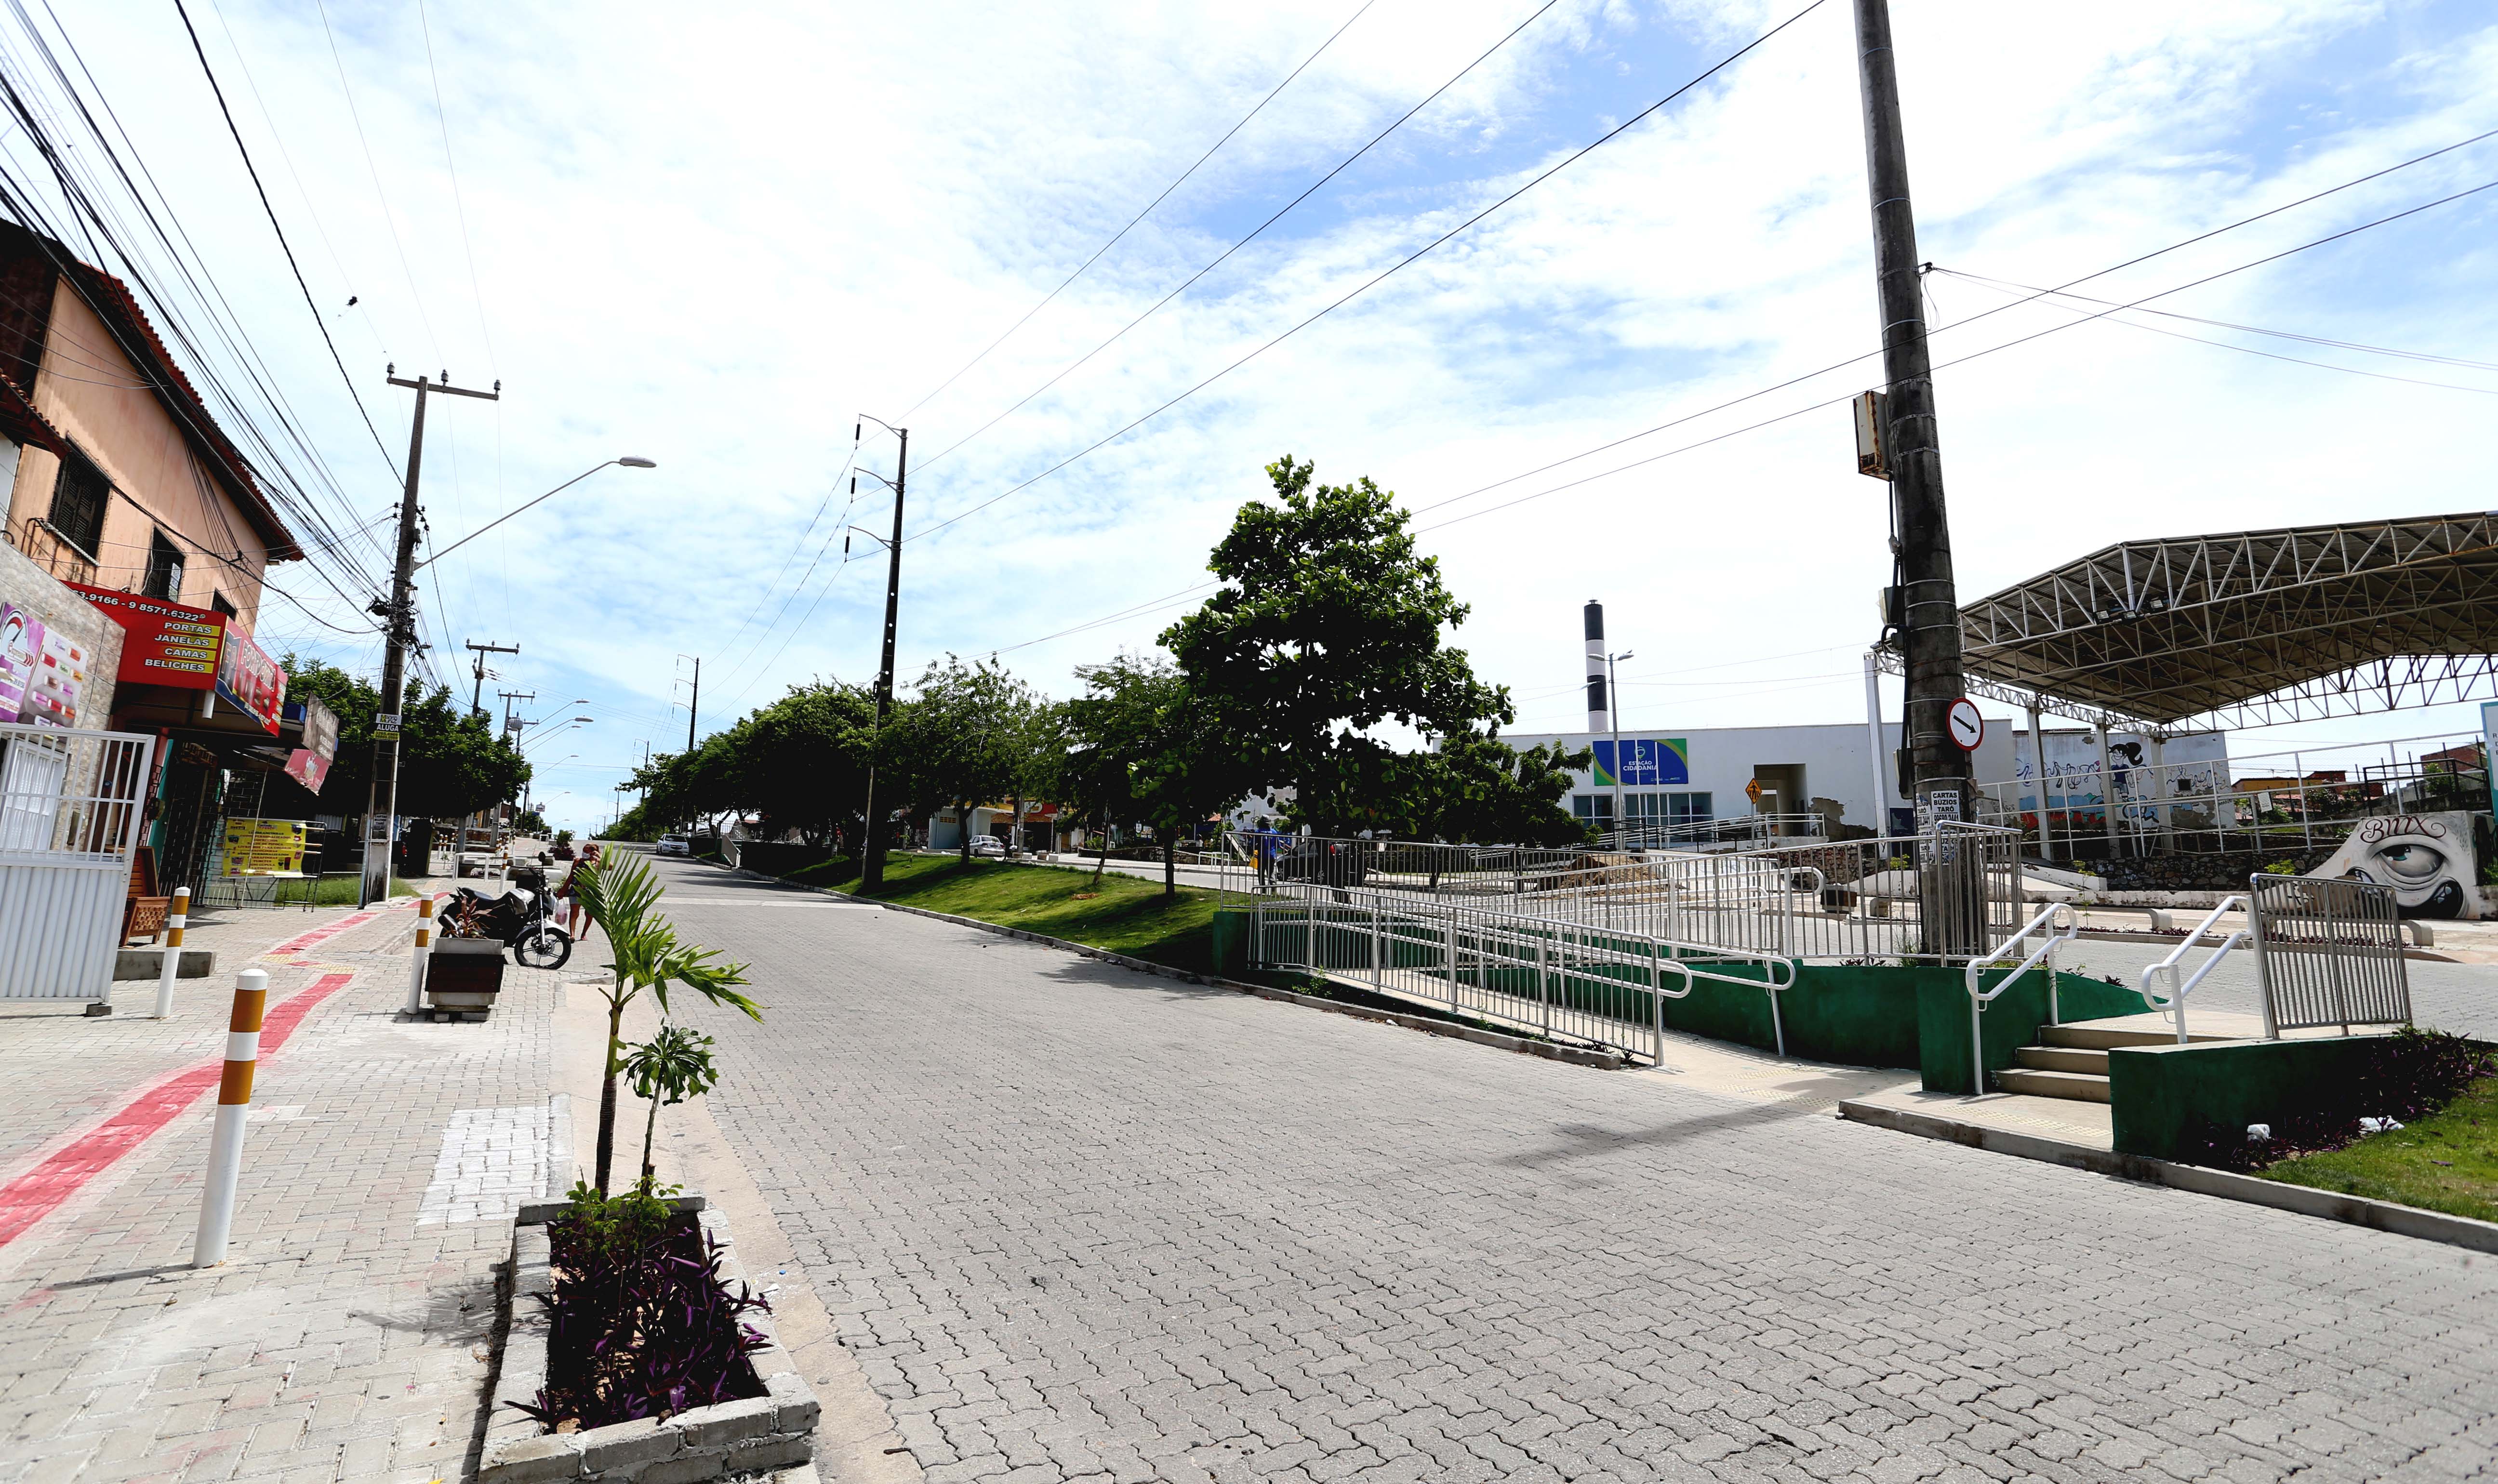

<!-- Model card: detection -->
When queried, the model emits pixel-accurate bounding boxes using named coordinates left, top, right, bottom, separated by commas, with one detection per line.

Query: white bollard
left=193, top=967, right=267, bottom=1268
left=153, top=887, right=191, bottom=1020
left=405, top=896, right=436, bottom=1016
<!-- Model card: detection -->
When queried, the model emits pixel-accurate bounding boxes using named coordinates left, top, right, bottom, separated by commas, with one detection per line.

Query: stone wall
left=0, top=518, right=119, bottom=728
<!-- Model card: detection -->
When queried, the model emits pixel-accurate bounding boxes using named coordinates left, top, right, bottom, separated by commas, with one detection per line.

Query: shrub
left=511, top=1179, right=772, bottom=1430
left=2175, top=1029, right=2495, bottom=1172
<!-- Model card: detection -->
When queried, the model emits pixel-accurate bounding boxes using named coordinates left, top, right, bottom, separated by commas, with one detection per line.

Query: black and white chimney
left=1583, top=600, right=1608, bottom=733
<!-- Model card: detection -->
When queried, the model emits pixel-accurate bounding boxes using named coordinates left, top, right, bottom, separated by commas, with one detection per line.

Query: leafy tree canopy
left=1163, top=456, right=1508, bottom=835
left=279, top=656, right=530, bottom=820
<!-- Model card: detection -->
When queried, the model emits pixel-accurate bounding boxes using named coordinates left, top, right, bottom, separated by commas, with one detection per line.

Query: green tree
left=888, top=656, right=1039, bottom=861
left=739, top=681, right=878, bottom=850
left=1162, top=457, right=1508, bottom=835
left=1402, top=733, right=1594, bottom=847
left=280, top=657, right=531, bottom=819
left=1062, top=653, right=1234, bottom=894
left=620, top=1025, right=718, bottom=1184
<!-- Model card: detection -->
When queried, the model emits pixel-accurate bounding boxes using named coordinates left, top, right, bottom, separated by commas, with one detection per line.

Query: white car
left=970, top=837, right=1007, bottom=859
left=656, top=834, right=691, bottom=857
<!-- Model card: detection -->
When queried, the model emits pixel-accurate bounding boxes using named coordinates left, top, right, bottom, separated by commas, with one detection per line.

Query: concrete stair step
left=2039, top=1020, right=2228, bottom=1050
left=2012, top=1045, right=2108, bottom=1074
left=1993, top=1067, right=2113, bottom=1103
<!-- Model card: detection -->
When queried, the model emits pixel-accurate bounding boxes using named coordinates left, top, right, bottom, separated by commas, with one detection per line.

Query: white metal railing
left=1219, top=825, right=2025, bottom=967
left=1960, top=902, right=2078, bottom=1094
left=2135, top=894, right=2248, bottom=1044
left=1248, top=883, right=1803, bottom=1063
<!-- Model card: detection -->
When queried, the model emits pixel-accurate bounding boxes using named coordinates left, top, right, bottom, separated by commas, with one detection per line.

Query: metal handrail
left=2136, top=894, right=2248, bottom=1044
left=1256, top=883, right=1790, bottom=1063
left=1960, top=902, right=2078, bottom=1094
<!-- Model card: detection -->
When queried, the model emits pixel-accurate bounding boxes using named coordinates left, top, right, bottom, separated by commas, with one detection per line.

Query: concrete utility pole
left=466, top=640, right=519, bottom=719
left=678, top=656, right=701, bottom=754
left=856, top=419, right=908, bottom=891
left=363, top=369, right=498, bottom=906
left=1851, top=0, right=1969, bottom=820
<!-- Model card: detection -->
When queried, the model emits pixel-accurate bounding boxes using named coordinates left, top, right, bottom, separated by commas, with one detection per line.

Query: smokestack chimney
left=1584, top=600, right=1607, bottom=733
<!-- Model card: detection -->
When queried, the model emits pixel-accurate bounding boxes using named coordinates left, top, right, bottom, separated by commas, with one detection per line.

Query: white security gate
left=0, top=722, right=155, bottom=1000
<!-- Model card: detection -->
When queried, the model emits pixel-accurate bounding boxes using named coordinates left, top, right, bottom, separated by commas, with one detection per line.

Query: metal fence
left=2248, top=874, right=2413, bottom=1037
left=1220, top=825, right=2022, bottom=966
left=0, top=723, right=157, bottom=1000
left=1247, top=885, right=1791, bottom=1063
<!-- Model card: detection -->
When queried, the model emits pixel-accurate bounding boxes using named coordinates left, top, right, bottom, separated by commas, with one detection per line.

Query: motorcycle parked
left=443, top=865, right=573, bottom=969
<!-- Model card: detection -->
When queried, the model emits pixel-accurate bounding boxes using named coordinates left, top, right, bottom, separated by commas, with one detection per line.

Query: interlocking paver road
left=653, top=856, right=2498, bottom=1484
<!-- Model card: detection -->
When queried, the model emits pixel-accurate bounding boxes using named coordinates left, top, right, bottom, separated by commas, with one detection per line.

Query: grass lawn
left=2259, top=1075, right=2498, bottom=1223
left=307, top=873, right=420, bottom=905
left=832, top=853, right=1218, bottom=972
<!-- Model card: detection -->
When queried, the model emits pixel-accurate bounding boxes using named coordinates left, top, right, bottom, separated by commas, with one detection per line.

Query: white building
left=1501, top=721, right=2017, bottom=837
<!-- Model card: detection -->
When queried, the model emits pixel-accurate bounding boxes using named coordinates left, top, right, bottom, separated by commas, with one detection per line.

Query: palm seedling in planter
left=571, top=854, right=757, bottom=1194
left=622, top=1024, right=720, bottom=1183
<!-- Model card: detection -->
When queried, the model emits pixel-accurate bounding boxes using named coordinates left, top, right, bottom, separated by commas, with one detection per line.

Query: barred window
left=46, top=449, right=106, bottom=558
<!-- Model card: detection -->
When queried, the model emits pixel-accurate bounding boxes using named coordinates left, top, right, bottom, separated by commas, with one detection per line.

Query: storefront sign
left=68, top=583, right=224, bottom=688
left=283, top=694, right=338, bottom=794
left=214, top=622, right=284, bottom=736
left=0, top=604, right=86, bottom=727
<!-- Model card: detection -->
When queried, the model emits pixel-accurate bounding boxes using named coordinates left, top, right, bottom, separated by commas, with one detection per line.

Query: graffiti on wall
left=2009, top=730, right=2228, bottom=832
left=2310, top=811, right=2483, bottom=921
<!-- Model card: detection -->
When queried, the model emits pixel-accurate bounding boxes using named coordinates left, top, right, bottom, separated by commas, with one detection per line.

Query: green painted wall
left=1211, top=909, right=1252, bottom=976
left=2107, top=1037, right=2378, bottom=1160
left=1915, top=970, right=2145, bottom=1095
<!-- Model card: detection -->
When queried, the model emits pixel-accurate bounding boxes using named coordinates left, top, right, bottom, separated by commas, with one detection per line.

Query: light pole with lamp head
left=363, top=456, right=655, bottom=903
left=1607, top=650, right=1635, bottom=839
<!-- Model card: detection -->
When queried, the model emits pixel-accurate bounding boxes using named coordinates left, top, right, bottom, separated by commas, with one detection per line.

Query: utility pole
left=363, top=369, right=498, bottom=906
left=856, top=420, right=907, bottom=891
left=466, top=641, right=519, bottom=719
left=1853, top=0, right=1967, bottom=819
left=1853, top=0, right=1976, bottom=955
left=678, top=656, right=701, bottom=754
left=1606, top=649, right=1634, bottom=838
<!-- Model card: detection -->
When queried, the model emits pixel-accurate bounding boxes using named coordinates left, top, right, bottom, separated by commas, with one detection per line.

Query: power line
left=947, top=149, right=2498, bottom=669
left=1931, top=268, right=2498, bottom=395
left=916, top=0, right=1564, bottom=474
left=903, top=0, right=1380, bottom=419
left=903, top=0, right=1832, bottom=547
left=169, top=0, right=401, bottom=478
left=312, top=0, right=441, bottom=364
left=1407, top=122, right=2498, bottom=523
left=413, top=0, right=494, bottom=372
left=1416, top=175, right=2498, bottom=536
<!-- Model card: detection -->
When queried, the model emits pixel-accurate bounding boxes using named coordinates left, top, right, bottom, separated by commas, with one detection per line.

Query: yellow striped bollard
left=193, top=967, right=267, bottom=1267
left=153, top=886, right=190, bottom=1020
left=406, top=895, right=435, bottom=1016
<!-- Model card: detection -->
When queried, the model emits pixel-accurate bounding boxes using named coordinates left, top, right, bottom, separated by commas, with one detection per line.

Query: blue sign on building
left=1591, top=737, right=1689, bottom=788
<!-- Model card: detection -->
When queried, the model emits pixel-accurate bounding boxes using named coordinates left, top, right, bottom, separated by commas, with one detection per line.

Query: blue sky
left=11, top=0, right=2495, bottom=829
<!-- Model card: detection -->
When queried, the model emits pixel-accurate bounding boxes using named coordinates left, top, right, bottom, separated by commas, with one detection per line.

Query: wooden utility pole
left=1852, top=0, right=1970, bottom=822
left=857, top=422, right=907, bottom=891
left=680, top=656, right=701, bottom=754
left=362, top=370, right=498, bottom=906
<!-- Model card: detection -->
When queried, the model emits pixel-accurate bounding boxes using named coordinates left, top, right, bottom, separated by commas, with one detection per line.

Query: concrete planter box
left=425, top=938, right=505, bottom=1021
left=479, top=1194, right=819, bottom=1484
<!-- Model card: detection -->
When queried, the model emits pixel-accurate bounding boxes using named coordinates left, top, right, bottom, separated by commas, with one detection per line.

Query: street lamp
left=1607, top=649, right=1635, bottom=837
left=417, top=458, right=657, bottom=569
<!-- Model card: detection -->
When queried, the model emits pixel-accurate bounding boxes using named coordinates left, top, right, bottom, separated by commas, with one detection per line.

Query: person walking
left=558, top=841, right=602, bottom=936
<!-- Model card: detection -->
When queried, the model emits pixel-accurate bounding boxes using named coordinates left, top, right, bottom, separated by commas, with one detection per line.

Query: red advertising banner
left=215, top=622, right=284, bottom=735
left=68, top=583, right=223, bottom=689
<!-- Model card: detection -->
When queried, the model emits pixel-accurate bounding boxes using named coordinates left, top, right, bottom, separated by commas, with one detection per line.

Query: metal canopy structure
left=1884, top=511, right=2498, bottom=735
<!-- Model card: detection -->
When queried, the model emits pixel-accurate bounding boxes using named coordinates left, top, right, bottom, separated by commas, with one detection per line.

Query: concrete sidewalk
left=0, top=899, right=570, bottom=1483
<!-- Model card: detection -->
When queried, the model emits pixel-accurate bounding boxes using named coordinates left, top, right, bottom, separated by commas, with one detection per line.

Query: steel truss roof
left=1928, top=511, right=2498, bottom=733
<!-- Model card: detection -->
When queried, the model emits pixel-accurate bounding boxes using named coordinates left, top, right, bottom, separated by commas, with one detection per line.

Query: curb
left=1837, top=1098, right=2498, bottom=1256
left=700, top=860, right=1625, bottom=1072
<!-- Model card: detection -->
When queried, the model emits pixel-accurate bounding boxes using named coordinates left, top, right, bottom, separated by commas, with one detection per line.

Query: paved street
left=654, top=855, right=2498, bottom=1484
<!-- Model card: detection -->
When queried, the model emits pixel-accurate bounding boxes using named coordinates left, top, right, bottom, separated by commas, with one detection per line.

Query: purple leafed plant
left=507, top=1180, right=772, bottom=1431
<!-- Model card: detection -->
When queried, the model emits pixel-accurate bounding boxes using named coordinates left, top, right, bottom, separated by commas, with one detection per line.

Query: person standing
left=558, top=841, right=602, bottom=936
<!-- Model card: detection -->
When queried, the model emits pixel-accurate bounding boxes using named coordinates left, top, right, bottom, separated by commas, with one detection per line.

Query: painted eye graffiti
left=2372, top=842, right=2446, bottom=884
